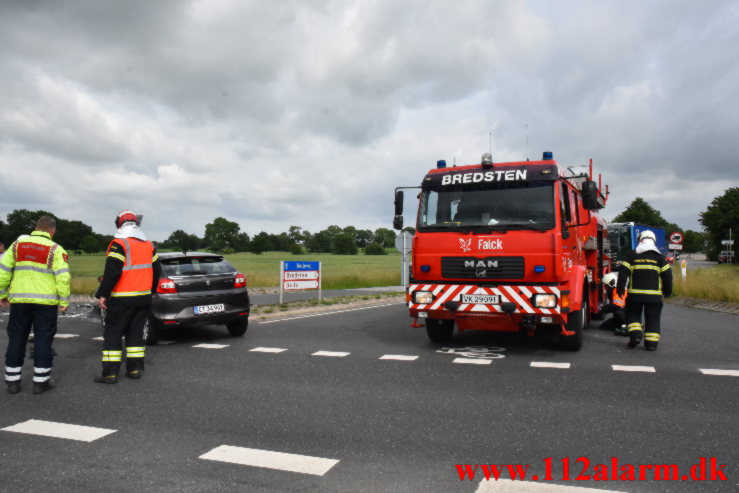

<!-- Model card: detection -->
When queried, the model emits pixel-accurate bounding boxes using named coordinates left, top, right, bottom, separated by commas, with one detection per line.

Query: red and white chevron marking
left=408, top=284, right=560, bottom=314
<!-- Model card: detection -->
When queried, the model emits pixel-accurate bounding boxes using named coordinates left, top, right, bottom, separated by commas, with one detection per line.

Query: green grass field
left=68, top=250, right=402, bottom=294
left=672, top=264, right=739, bottom=304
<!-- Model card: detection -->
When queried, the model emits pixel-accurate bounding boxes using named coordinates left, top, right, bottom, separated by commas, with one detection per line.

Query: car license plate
left=460, top=294, right=500, bottom=304
left=194, top=303, right=225, bottom=315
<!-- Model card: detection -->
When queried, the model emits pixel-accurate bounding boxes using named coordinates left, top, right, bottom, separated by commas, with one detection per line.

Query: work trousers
left=599, top=304, right=626, bottom=333
left=101, top=301, right=147, bottom=377
left=5, top=303, right=57, bottom=384
left=625, top=301, right=663, bottom=348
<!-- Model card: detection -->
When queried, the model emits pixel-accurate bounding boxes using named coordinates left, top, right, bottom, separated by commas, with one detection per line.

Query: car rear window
left=161, top=257, right=236, bottom=276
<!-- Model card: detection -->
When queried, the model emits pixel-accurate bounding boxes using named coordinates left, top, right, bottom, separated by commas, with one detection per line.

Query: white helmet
left=638, top=230, right=656, bottom=243
left=602, top=272, right=618, bottom=288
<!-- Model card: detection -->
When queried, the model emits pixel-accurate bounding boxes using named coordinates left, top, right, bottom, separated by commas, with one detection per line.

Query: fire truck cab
left=394, top=152, right=609, bottom=350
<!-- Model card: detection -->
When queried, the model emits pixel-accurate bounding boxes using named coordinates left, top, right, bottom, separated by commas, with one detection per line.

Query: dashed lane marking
left=1, top=419, right=116, bottom=442
left=312, top=351, right=350, bottom=357
left=54, top=334, right=79, bottom=339
left=92, top=336, right=103, bottom=341
left=257, top=302, right=402, bottom=324
left=530, top=362, right=570, bottom=369
left=193, top=343, right=230, bottom=349
left=453, top=358, right=492, bottom=365
left=476, top=478, right=627, bottom=492
left=379, top=355, right=419, bottom=361
left=199, top=445, right=339, bottom=476
left=250, top=347, right=288, bottom=353
left=612, top=365, right=655, bottom=373
left=158, top=340, right=176, bottom=345
left=700, top=369, right=739, bottom=377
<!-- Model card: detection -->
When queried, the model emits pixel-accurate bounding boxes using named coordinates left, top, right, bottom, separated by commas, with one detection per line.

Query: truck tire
left=143, top=317, right=161, bottom=346
left=559, top=294, right=586, bottom=351
left=226, top=318, right=248, bottom=337
left=426, top=319, right=454, bottom=343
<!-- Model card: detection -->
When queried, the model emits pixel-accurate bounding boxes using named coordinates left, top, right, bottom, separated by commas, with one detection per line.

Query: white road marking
left=612, top=365, right=655, bottom=373
left=379, top=354, right=418, bottom=361
left=193, top=343, right=230, bottom=349
left=92, top=336, right=104, bottom=341
left=258, top=302, right=402, bottom=324
left=54, top=334, right=78, bottom=339
left=158, top=340, right=176, bottom=345
left=1, top=419, right=116, bottom=442
left=199, top=445, right=339, bottom=476
left=312, top=351, right=350, bottom=357
left=700, top=369, right=739, bottom=377
left=530, top=362, right=570, bottom=369
left=476, top=478, right=627, bottom=492
left=453, top=358, right=492, bottom=365
left=250, top=347, right=288, bottom=353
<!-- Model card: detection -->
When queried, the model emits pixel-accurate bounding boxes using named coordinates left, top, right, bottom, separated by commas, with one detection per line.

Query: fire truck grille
left=441, top=256, right=525, bottom=280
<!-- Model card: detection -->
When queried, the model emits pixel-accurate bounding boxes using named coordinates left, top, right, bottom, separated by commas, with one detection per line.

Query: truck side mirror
left=581, top=180, right=600, bottom=210
left=393, top=190, right=404, bottom=230
left=394, top=190, right=404, bottom=216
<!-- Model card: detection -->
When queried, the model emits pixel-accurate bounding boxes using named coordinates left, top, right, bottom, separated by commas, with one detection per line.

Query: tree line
left=0, top=209, right=405, bottom=256
left=1, top=187, right=735, bottom=259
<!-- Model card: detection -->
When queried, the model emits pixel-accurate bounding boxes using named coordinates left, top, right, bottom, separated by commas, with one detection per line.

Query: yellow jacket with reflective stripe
left=0, top=231, right=71, bottom=307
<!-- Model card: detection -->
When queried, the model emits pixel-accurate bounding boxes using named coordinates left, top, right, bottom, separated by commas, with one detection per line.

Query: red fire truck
left=393, top=151, right=609, bottom=350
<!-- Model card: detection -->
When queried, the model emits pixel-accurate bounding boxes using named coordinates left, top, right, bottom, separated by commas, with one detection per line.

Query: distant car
left=665, top=254, right=675, bottom=265
left=717, top=251, right=734, bottom=264
left=144, top=252, right=250, bottom=345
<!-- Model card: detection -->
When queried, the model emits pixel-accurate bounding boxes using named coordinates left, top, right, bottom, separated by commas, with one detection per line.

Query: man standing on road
left=95, top=211, right=160, bottom=384
left=0, top=216, right=70, bottom=394
left=617, top=230, right=673, bottom=351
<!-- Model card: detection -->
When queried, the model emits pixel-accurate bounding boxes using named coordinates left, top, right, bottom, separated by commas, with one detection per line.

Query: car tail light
left=157, top=278, right=177, bottom=294
left=234, top=273, right=247, bottom=289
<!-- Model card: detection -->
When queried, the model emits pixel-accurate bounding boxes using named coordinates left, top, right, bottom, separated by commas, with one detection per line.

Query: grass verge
left=672, top=264, right=739, bottom=304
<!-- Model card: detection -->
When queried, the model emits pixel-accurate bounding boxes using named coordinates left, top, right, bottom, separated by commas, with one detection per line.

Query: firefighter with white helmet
left=616, top=229, right=672, bottom=350
left=599, top=271, right=627, bottom=335
left=94, top=211, right=160, bottom=383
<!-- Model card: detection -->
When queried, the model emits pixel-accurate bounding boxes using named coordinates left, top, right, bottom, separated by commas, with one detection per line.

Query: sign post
left=279, top=261, right=321, bottom=304
left=394, top=231, right=413, bottom=287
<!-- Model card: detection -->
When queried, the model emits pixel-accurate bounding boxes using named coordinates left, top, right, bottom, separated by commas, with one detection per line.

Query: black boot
left=645, top=343, right=658, bottom=351
left=627, top=334, right=642, bottom=348
left=33, top=380, right=54, bottom=394
left=6, top=381, right=21, bottom=394
left=94, top=375, right=118, bottom=384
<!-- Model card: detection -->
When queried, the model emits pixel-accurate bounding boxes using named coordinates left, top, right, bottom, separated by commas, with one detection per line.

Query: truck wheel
left=226, top=318, right=248, bottom=337
left=143, top=317, right=161, bottom=346
left=426, top=319, right=454, bottom=343
left=559, top=297, right=585, bottom=351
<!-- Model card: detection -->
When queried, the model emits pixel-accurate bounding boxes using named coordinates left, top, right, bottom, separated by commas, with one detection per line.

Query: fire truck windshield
left=417, top=182, right=554, bottom=232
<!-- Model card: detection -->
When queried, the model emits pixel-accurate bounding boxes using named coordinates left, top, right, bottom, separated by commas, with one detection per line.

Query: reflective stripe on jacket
left=109, top=238, right=156, bottom=297
left=0, top=232, right=71, bottom=306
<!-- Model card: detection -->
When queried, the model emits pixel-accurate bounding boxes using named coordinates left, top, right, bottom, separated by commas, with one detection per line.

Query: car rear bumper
left=150, top=290, right=250, bottom=327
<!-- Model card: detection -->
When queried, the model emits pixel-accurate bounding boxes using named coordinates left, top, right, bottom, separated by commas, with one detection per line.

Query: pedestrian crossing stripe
left=199, top=445, right=339, bottom=476
left=1, top=419, right=116, bottom=442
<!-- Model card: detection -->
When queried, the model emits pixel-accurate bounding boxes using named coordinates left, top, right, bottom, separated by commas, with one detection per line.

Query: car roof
left=158, top=251, right=224, bottom=260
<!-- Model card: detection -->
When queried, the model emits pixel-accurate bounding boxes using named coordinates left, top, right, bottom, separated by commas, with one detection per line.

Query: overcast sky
left=1, top=0, right=737, bottom=240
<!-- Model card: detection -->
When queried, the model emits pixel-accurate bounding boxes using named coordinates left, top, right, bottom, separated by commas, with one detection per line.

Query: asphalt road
left=0, top=301, right=736, bottom=492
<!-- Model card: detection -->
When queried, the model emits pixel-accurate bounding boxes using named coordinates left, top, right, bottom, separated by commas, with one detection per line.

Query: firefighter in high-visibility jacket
left=94, top=211, right=160, bottom=383
left=616, top=230, right=672, bottom=351
left=598, top=272, right=627, bottom=335
left=0, top=216, right=70, bottom=394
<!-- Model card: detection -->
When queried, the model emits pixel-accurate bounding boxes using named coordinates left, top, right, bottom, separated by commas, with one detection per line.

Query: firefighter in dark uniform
left=95, top=211, right=160, bottom=383
left=616, top=230, right=672, bottom=351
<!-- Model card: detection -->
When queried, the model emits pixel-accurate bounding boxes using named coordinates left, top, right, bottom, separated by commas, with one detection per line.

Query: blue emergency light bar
left=437, top=160, right=446, bottom=168
left=543, top=151, right=553, bottom=160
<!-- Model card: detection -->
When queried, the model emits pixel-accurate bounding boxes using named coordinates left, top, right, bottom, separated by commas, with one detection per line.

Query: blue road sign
left=283, top=261, right=320, bottom=271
